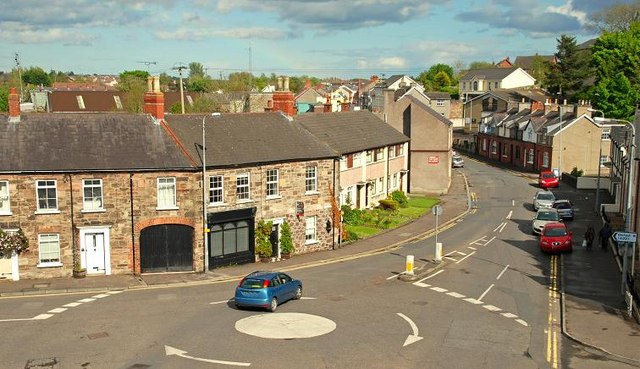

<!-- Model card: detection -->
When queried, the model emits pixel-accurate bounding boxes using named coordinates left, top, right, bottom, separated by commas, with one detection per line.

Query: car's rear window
left=544, top=227, right=567, bottom=237
left=240, top=278, right=266, bottom=289
left=538, top=193, right=555, bottom=200
left=537, top=212, right=559, bottom=221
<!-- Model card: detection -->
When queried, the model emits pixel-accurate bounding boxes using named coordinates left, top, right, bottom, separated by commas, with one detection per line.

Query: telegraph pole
left=172, top=64, right=188, bottom=114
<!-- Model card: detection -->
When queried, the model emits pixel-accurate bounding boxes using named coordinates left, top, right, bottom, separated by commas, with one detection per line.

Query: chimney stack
left=324, top=95, right=333, bottom=113
left=8, top=87, right=20, bottom=122
left=271, top=76, right=295, bottom=116
left=144, top=76, right=165, bottom=122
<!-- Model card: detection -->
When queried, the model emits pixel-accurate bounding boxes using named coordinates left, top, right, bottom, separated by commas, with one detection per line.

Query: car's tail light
left=237, top=278, right=246, bottom=287
left=263, top=280, right=270, bottom=288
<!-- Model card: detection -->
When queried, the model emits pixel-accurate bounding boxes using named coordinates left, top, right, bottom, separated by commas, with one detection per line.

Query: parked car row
left=532, top=188, right=574, bottom=253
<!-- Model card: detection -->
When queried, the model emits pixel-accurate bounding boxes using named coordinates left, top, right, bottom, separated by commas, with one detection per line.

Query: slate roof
left=0, top=113, right=194, bottom=172
left=425, top=92, right=451, bottom=100
left=48, top=90, right=201, bottom=113
left=469, top=88, right=550, bottom=104
left=460, top=67, right=519, bottom=81
left=295, top=111, right=410, bottom=155
left=401, top=94, right=453, bottom=127
left=164, top=112, right=338, bottom=168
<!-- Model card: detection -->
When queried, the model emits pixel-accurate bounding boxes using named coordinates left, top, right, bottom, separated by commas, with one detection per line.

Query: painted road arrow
left=165, top=345, right=251, bottom=367
left=396, top=313, right=424, bottom=347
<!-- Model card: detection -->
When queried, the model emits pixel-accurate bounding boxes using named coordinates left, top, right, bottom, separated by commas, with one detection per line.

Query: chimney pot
left=277, top=77, right=283, bottom=91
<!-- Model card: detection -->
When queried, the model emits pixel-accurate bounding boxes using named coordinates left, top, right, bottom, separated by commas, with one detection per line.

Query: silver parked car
left=552, top=199, right=574, bottom=220
left=452, top=156, right=464, bottom=168
left=533, top=190, right=556, bottom=211
left=532, top=208, right=561, bottom=235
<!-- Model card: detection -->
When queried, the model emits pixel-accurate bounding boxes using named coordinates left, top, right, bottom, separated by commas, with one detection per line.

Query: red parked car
left=538, top=171, right=559, bottom=188
left=540, top=222, right=573, bottom=253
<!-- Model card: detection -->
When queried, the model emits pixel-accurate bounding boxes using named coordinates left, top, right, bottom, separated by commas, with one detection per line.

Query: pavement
left=1, top=164, right=639, bottom=365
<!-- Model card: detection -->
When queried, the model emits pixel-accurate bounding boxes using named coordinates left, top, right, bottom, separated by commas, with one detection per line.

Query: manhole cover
left=25, top=358, right=58, bottom=368
left=87, top=331, right=109, bottom=340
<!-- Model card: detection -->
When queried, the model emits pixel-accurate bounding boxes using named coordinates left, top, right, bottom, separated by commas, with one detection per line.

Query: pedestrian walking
left=599, top=222, right=612, bottom=250
left=584, top=225, right=595, bottom=250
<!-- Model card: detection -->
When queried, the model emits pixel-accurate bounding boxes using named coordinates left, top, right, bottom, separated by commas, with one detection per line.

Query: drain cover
left=87, top=331, right=109, bottom=340
left=25, top=358, right=58, bottom=368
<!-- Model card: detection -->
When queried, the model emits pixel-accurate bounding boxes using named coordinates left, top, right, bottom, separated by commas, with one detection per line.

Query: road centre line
left=512, top=200, right=515, bottom=207
left=455, top=251, right=475, bottom=264
left=496, top=265, right=509, bottom=280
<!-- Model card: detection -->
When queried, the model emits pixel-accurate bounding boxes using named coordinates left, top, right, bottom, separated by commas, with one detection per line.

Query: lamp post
left=589, top=108, right=605, bottom=214
left=202, top=112, right=221, bottom=272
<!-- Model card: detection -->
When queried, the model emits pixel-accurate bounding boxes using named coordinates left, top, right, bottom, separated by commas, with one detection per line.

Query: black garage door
left=140, top=224, right=194, bottom=273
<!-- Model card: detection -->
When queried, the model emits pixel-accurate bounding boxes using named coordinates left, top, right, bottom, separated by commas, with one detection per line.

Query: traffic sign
left=432, top=205, right=443, bottom=216
left=613, top=232, right=637, bottom=243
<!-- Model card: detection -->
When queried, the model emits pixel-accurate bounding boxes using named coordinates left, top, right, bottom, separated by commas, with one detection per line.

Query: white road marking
left=506, top=210, right=513, bottom=219
left=516, top=319, right=529, bottom=326
left=417, top=270, right=444, bottom=283
left=165, top=345, right=251, bottom=367
left=456, top=251, right=467, bottom=256
left=444, top=256, right=458, bottom=261
left=387, top=274, right=398, bottom=280
left=107, top=290, right=124, bottom=295
left=48, top=308, right=67, bottom=314
left=483, top=305, right=502, bottom=312
left=512, top=200, right=515, bottom=207
left=468, top=246, right=477, bottom=250
left=469, top=236, right=487, bottom=245
left=33, top=314, right=54, bottom=320
left=63, top=302, right=82, bottom=307
left=502, top=313, right=518, bottom=319
left=397, top=313, right=424, bottom=347
left=299, top=297, right=316, bottom=300
left=463, top=298, right=483, bottom=305
left=446, top=292, right=466, bottom=298
left=444, top=250, right=458, bottom=257
left=92, top=293, right=110, bottom=299
left=430, top=287, right=448, bottom=293
left=413, top=282, right=431, bottom=288
left=478, top=284, right=494, bottom=301
left=210, top=300, right=232, bottom=305
left=493, top=223, right=502, bottom=232
left=496, top=265, right=509, bottom=280
left=455, top=251, right=475, bottom=264
left=78, top=298, right=96, bottom=303
left=495, top=222, right=507, bottom=233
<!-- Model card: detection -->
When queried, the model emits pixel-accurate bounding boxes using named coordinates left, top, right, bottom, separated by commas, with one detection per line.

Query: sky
left=0, top=0, right=627, bottom=79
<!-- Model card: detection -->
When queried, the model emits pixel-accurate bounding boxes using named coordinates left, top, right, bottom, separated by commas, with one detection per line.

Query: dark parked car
left=234, top=271, right=302, bottom=312
left=552, top=199, right=574, bottom=220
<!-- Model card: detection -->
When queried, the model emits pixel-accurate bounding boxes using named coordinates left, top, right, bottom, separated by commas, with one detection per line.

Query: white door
left=84, top=232, right=106, bottom=274
left=0, top=252, right=12, bottom=279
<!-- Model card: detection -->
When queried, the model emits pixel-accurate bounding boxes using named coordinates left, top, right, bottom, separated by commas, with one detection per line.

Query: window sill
left=305, top=240, right=318, bottom=245
left=304, top=191, right=320, bottom=196
left=208, top=202, right=227, bottom=207
left=37, top=262, right=63, bottom=268
left=81, top=209, right=106, bottom=214
left=236, top=199, right=254, bottom=204
left=0, top=211, right=13, bottom=216
left=266, top=195, right=282, bottom=200
left=35, top=210, right=61, bottom=215
left=156, top=206, right=179, bottom=211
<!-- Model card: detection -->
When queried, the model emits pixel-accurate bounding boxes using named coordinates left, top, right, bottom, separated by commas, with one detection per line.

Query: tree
left=188, top=75, right=213, bottom=92
left=590, top=1, right=640, bottom=33
left=468, top=61, right=495, bottom=70
left=188, top=62, right=205, bottom=78
left=0, top=86, right=8, bottom=112
left=591, top=21, right=640, bottom=121
left=545, top=35, right=591, bottom=101
left=528, top=55, right=552, bottom=87
left=118, top=70, right=149, bottom=113
left=22, top=66, right=52, bottom=87
left=433, top=71, right=452, bottom=90
left=159, top=73, right=173, bottom=90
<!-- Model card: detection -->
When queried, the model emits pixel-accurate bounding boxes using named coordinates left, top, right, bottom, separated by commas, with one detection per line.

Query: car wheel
left=269, top=297, right=278, bottom=312
left=294, top=286, right=302, bottom=300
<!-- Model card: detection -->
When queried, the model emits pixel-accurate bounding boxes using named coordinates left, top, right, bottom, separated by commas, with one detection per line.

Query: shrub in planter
left=280, top=221, right=294, bottom=258
left=0, top=228, right=29, bottom=255
left=255, top=220, right=273, bottom=259
left=378, top=199, right=399, bottom=211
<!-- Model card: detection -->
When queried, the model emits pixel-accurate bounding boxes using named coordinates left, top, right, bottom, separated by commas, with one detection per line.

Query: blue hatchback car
left=234, top=271, right=302, bottom=312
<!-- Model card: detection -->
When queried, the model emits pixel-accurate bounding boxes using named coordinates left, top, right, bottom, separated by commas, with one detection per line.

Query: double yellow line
left=547, top=255, right=559, bottom=368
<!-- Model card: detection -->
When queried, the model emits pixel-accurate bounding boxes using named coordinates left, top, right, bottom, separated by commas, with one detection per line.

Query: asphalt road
left=0, top=158, right=615, bottom=369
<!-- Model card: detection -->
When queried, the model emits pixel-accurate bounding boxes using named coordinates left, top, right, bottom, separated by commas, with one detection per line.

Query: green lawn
left=343, top=195, right=439, bottom=240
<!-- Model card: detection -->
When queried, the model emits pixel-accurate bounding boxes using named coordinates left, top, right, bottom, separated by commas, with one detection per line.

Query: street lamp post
left=588, top=108, right=605, bottom=214
left=202, top=112, right=221, bottom=272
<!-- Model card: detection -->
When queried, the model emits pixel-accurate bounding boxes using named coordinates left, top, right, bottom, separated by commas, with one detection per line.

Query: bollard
left=405, top=255, right=414, bottom=275
left=435, top=242, right=442, bottom=263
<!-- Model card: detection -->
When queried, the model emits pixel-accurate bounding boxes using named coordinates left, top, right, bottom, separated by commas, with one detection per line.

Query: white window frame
left=82, top=179, right=104, bottom=212
left=38, top=233, right=62, bottom=267
left=436, top=99, right=445, bottom=107
left=353, top=152, right=362, bottom=167
left=375, top=148, right=384, bottom=162
left=236, top=173, right=251, bottom=202
left=491, top=141, right=497, bottom=154
left=602, top=128, right=611, bottom=140
left=157, top=177, right=178, bottom=210
left=542, top=152, right=549, bottom=167
left=482, top=138, right=487, bottom=151
left=305, top=166, right=318, bottom=193
left=305, top=216, right=317, bottom=244
left=209, top=175, right=224, bottom=205
left=527, top=149, right=534, bottom=164
left=370, top=180, right=376, bottom=194
left=36, top=180, right=59, bottom=213
left=339, top=155, right=347, bottom=171
left=389, top=146, right=396, bottom=158
left=378, top=178, right=383, bottom=194
left=366, top=150, right=373, bottom=163
left=266, top=169, right=280, bottom=198
left=600, top=155, right=609, bottom=167
left=398, top=144, right=404, bottom=156
left=0, top=180, right=10, bottom=215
